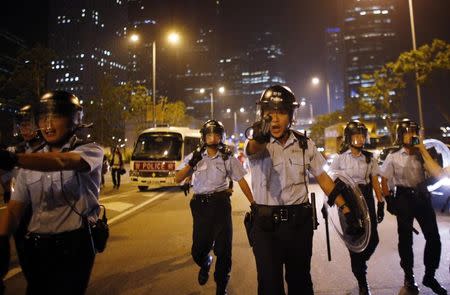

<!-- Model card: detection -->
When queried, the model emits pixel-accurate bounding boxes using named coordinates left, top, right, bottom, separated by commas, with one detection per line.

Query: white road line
left=108, top=192, right=167, bottom=225
left=4, top=191, right=168, bottom=280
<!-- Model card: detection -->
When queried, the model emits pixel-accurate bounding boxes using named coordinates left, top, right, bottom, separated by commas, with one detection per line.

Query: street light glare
left=199, top=88, right=205, bottom=94
left=311, top=77, right=320, bottom=85
left=167, top=32, right=180, bottom=44
left=130, top=34, right=139, bottom=43
left=218, top=86, right=225, bottom=94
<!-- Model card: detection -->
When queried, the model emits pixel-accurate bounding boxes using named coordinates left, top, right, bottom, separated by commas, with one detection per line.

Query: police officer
left=0, top=105, right=43, bottom=204
left=0, top=91, right=103, bottom=295
left=380, top=118, right=447, bottom=295
left=7, top=105, right=45, bottom=286
left=175, top=120, right=254, bottom=295
left=245, top=85, right=363, bottom=295
left=330, top=120, right=384, bottom=295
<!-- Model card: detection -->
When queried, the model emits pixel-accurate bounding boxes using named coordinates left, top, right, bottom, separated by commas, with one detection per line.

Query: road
left=2, top=175, right=450, bottom=294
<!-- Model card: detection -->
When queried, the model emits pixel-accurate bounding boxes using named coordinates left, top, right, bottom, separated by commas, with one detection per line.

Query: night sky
left=1, top=0, right=449, bottom=114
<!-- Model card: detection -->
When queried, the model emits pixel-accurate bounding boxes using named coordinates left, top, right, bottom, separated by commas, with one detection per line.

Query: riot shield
left=324, top=170, right=372, bottom=253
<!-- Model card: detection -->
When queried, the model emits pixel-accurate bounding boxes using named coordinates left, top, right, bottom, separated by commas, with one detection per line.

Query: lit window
left=65, top=73, right=69, bottom=77
left=382, top=10, right=388, bottom=14
left=360, top=11, right=366, bottom=15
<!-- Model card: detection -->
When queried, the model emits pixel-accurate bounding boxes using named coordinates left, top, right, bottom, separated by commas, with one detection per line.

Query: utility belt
left=254, top=203, right=312, bottom=231
left=192, top=190, right=231, bottom=203
left=25, top=227, right=88, bottom=250
left=395, top=185, right=426, bottom=197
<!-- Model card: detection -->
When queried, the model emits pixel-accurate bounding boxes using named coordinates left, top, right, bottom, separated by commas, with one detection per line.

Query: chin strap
left=350, top=144, right=363, bottom=151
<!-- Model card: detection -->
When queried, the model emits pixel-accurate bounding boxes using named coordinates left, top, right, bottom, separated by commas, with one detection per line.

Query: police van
left=129, top=126, right=200, bottom=191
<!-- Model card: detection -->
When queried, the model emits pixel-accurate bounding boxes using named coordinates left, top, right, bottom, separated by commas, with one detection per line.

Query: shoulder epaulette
left=291, top=130, right=308, bottom=151
left=361, top=150, right=373, bottom=164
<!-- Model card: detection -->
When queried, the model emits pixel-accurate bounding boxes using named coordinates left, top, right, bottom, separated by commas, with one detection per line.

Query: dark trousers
left=111, top=168, right=121, bottom=187
left=252, top=205, right=314, bottom=295
left=349, top=185, right=379, bottom=280
left=190, top=192, right=232, bottom=287
left=395, top=187, right=441, bottom=274
left=24, top=228, right=95, bottom=295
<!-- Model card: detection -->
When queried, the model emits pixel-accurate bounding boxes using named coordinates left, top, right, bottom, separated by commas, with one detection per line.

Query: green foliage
left=88, top=76, right=192, bottom=146
left=360, top=39, right=450, bottom=140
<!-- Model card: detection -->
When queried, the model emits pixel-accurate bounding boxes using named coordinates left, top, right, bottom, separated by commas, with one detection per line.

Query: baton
left=321, top=204, right=332, bottom=261
left=311, top=193, right=319, bottom=230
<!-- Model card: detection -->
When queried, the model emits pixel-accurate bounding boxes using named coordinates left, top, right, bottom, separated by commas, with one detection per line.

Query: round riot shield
left=423, top=139, right=450, bottom=168
left=324, top=170, right=371, bottom=253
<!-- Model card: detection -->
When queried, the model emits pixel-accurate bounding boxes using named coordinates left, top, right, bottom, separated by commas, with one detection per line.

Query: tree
left=0, top=44, right=55, bottom=105
left=89, top=77, right=192, bottom=146
left=360, top=39, right=450, bottom=138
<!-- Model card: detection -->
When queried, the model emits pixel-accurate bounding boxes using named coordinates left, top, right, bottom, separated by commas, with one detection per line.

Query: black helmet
left=37, top=91, right=83, bottom=129
left=395, top=118, right=419, bottom=145
left=16, top=104, right=34, bottom=124
left=258, top=85, right=299, bottom=120
left=344, top=120, right=368, bottom=145
left=200, top=120, right=225, bottom=143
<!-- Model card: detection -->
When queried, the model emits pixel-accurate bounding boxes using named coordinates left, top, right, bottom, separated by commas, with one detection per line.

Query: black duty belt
left=396, top=186, right=420, bottom=196
left=255, top=203, right=311, bottom=223
left=192, top=190, right=231, bottom=203
left=25, top=228, right=86, bottom=249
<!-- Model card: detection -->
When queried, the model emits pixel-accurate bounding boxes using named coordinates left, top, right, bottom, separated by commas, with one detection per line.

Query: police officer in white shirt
left=0, top=91, right=103, bottom=295
left=245, top=85, right=363, bottom=295
left=330, top=120, right=384, bottom=295
left=175, top=120, right=254, bottom=295
left=380, top=118, right=447, bottom=295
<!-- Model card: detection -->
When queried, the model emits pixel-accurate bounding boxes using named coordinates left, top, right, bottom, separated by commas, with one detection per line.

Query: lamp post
left=407, top=0, right=424, bottom=131
left=200, top=86, right=225, bottom=119
left=129, top=32, right=180, bottom=127
left=311, top=77, right=331, bottom=114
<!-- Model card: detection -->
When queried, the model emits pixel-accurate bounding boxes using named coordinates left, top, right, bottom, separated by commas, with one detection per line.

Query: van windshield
left=132, top=132, right=182, bottom=161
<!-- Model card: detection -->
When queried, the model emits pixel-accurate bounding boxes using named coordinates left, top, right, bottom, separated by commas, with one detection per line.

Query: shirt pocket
left=26, top=172, right=43, bottom=203
left=288, top=156, right=307, bottom=185
left=53, top=171, right=81, bottom=203
left=210, top=163, right=227, bottom=183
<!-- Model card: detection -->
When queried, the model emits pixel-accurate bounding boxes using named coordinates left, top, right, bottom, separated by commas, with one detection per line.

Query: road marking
left=103, top=201, right=134, bottom=212
left=100, top=190, right=136, bottom=201
left=109, top=192, right=167, bottom=225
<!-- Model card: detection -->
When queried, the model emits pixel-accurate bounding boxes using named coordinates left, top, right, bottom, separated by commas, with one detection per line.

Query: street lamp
left=311, top=76, right=331, bottom=114
left=200, top=86, right=225, bottom=119
left=407, top=0, right=424, bottom=131
left=129, top=31, right=181, bottom=127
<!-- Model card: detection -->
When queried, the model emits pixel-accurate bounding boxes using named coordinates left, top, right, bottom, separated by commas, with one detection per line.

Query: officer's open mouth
left=271, top=125, right=281, bottom=132
left=44, top=129, right=56, bottom=136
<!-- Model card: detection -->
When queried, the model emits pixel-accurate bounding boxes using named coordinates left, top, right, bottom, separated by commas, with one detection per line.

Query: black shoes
left=422, top=275, right=447, bottom=295
left=198, top=255, right=213, bottom=286
left=404, top=274, right=420, bottom=294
